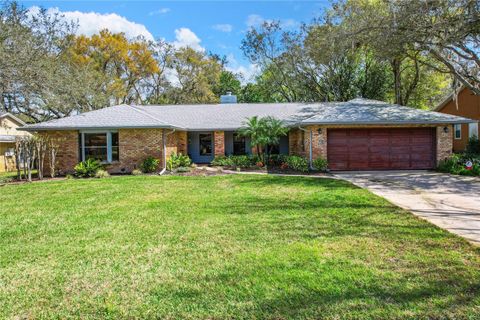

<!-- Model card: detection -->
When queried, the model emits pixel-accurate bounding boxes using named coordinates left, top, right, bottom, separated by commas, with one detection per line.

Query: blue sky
left=20, top=1, right=332, bottom=81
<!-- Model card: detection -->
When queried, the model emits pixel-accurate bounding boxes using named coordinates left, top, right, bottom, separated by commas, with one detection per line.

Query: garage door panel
left=411, top=154, right=432, bottom=161
left=412, top=136, right=433, bottom=144
left=328, top=146, right=348, bottom=154
left=410, top=145, right=434, bottom=155
left=349, top=146, right=369, bottom=154
left=390, top=161, right=411, bottom=169
left=390, top=146, right=410, bottom=154
left=369, top=153, right=389, bottom=162
left=328, top=128, right=435, bottom=170
left=369, top=146, right=389, bottom=153
left=390, top=154, right=410, bottom=161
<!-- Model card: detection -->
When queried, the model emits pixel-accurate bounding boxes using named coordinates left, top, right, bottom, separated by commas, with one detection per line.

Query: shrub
left=211, top=155, right=256, bottom=168
left=285, top=155, right=309, bottom=172
left=466, top=136, right=480, bottom=155
left=95, top=169, right=110, bottom=178
left=166, top=152, right=191, bottom=171
left=268, top=154, right=287, bottom=167
left=176, top=166, right=190, bottom=173
left=313, top=157, right=328, bottom=172
left=131, top=169, right=143, bottom=176
left=74, top=159, right=103, bottom=178
left=211, top=156, right=234, bottom=167
left=231, top=155, right=254, bottom=168
left=437, top=153, right=480, bottom=176
left=0, top=177, right=13, bottom=184
left=141, top=156, right=160, bottom=173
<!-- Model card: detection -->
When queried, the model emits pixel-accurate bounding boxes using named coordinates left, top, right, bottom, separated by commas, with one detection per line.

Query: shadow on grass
left=231, top=174, right=357, bottom=189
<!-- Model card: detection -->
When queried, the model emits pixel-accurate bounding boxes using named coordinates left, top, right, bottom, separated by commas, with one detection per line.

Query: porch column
left=214, top=131, right=225, bottom=157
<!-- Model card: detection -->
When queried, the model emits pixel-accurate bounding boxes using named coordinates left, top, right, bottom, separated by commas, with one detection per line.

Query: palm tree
left=238, top=116, right=264, bottom=156
left=263, top=116, right=288, bottom=163
left=237, top=116, right=288, bottom=164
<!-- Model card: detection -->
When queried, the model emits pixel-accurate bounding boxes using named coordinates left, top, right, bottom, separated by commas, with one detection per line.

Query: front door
left=187, top=132, right=214, bottom=163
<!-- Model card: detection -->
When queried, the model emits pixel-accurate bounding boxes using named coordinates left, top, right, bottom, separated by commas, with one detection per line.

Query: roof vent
left=220, top=92, right=237, bottom=104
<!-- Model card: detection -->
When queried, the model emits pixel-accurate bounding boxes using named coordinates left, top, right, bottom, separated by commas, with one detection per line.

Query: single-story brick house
left=434, top=87, right=480, bottom=152
left=21, top=98, right=475, bottom=173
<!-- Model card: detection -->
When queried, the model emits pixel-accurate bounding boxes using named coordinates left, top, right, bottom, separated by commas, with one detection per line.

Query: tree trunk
left=391, top=58, right=403, bottom=105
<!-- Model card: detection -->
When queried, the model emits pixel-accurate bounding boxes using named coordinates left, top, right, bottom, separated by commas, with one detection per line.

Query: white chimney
left=220, top=91, right=237, bottom=104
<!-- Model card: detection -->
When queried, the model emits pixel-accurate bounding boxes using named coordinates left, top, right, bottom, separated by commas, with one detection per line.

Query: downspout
left=298, top=126, right=313, bottom=170
left=159, top=128, right=176, bottom=175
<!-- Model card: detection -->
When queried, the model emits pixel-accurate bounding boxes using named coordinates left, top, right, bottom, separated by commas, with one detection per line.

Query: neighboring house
left=0, top=112, right=29, bottom=172
left=21, top=98, right=475, bottom=173
left=434, top=87, right=480, bottom=152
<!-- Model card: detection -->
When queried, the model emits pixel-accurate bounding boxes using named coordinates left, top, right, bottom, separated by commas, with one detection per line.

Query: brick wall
left=214, top=131, right=225, bottom=156
left=305, top=125, right=327, bottom=160
left=288, top=128, right=306, bottom=157
left=38, top=129, right=190, bottom=174
left=165, top=130, right=188, bottom=162
left=38, top=130, right=79, bottom=175
left=436, top=125, right=453, bottom=164
left=107, top=128, right=163, bottom=173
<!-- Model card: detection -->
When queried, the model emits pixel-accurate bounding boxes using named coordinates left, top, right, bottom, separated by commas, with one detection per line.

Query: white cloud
left=149, top=8, right=170, bottom=16
left=225, top=54, right=260, bottom=84
left=29, top=6, right=154, bottom=41
left=212, top=24, right=233, bottom=33
left=246, top=14, right=267, bottom=28
left=245, top=14, right=298, bottom=29
left=173, top=28, right=204, bottom=52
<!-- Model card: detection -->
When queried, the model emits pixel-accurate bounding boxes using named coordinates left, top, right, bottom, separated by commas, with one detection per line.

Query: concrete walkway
left=335, top=171, right=480, bottom=245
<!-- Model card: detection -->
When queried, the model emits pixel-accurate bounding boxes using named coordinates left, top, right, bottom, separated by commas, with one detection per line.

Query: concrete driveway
left=335, top=171, right=480, bottom=245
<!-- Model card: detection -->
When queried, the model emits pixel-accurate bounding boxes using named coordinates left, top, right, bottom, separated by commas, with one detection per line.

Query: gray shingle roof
left=21, top=98, right=475, bottom=131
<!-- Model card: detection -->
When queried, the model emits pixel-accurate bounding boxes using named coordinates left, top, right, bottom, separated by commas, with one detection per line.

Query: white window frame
left=469, top=122, right=479, bottom=139
left=80, top=130, right=118, bottom=163
left=454, top=124, right=462, bottom=140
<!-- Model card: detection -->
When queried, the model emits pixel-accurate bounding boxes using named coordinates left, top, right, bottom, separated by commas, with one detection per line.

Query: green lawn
left=1, top=175, right=480, bottom=319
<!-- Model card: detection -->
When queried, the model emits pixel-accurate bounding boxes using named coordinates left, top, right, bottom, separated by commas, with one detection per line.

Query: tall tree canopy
left=1, top=0, right=478, bottom=122
left=325, top=0, right=479, bottom=97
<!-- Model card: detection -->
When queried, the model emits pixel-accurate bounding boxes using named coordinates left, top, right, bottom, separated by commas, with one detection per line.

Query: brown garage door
left=327, top=128, right=436, bottom=170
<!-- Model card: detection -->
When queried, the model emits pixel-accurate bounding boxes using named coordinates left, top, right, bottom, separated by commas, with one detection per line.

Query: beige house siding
left=0, top=143, right=15, bottom=172
left=0, top=115, right=29, bottom=172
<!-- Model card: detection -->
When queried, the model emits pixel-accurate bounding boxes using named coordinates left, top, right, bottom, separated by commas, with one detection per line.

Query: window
left=199, top=134, right=212, bottom=156
left=454, top=124, right=462, bottom=140
left=269, top=144, right=280, bottom=155
left=469, top=123, right=478, bottom=138
left=233, top=133, right=246, bottom=155
left=80, top=131, right=119, bottom=163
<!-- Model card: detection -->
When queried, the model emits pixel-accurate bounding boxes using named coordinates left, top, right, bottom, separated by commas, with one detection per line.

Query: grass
left=1, top=175, right=480, bottom=319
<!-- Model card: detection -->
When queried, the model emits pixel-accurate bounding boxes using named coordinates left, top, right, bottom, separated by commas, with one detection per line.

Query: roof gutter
left=159, top=128, right=176, bottom=175
left=19, top=125, right=182, bottom=132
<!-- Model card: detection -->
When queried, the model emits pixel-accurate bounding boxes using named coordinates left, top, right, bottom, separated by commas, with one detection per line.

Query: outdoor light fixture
left=317, top=128, right=322, bottom=134
left=443, top=126, right=449, bottom=133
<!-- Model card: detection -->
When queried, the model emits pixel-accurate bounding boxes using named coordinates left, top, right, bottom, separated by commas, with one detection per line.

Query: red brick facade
left=38, top=130, right=79, bottom=175
left=214, top=131, right=225, bottom=156
left=107, top=128, right=163, bottom=173
left=38, top=125, right=452, bottom=174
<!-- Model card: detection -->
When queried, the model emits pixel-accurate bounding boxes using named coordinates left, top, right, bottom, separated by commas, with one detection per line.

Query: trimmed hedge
left=212, top=154, right=319, bottom=173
